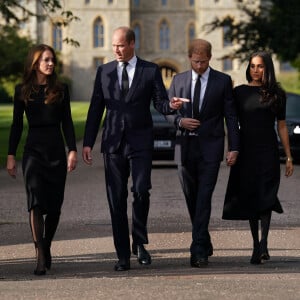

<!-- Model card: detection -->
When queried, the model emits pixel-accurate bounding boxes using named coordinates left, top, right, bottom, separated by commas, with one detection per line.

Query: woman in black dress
left=223, top=51, right=294, bottom=264
left=6, top=44, right=77, bottom=275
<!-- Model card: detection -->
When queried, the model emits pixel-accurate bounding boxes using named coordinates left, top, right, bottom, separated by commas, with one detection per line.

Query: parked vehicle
left=278, top=92, right=300, bottom=162
left=151, top=104, right=176, bottom=160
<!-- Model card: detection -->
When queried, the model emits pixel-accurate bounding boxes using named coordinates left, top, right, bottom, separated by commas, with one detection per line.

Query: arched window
left=94, top=17, right=104, bottom=48
left=188, top=23, right=195, bottom=44
left=133, top=24, right=141, bottom=50
left=159, top=20, right=169, bottom=50
left=223, top=25, right=232, bottom=47
left=159, top=65, right=177, bottom=89
left=223, top=58, right=233, bottom=71
left=52, top=25, right=62, bottom=51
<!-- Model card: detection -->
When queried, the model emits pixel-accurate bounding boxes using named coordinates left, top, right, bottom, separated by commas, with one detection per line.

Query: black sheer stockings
left=29, top=208, right=61, bottom=274
left=30, top=208, right=46, bottom=274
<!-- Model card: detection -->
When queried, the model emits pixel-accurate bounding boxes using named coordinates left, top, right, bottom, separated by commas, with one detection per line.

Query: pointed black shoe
left=250, top=246, right=261, bottom=265
left=190, top=254, right=208, bottom=268
left=114, top=259, right=130, bottom=271
left=43, top=239, right=52, bottom=270
left=34, top=269, right=46, bottom=276
left=33, top=242, right=46, bottom=276
left=132, top=244, right=152, bottom=265
left=259, top=241, right=270, bottom=261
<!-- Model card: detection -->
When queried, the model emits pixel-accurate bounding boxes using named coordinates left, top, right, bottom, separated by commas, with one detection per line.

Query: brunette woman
left=223, top=51, right=294, bottom=264
left=6, top=44, right=77, bottom=275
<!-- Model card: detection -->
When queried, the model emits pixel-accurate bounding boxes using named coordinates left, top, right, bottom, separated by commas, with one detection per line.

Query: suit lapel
left=185, top=71, right=193, bottom=117
left=109, top=61, right=122, bottom=100
left=124, top=58, right=142, bottom=103
left=199, top=68, right=214, bottom=115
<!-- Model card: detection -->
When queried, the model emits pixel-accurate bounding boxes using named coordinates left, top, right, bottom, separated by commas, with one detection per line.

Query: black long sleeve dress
left=222, top=85, right=284, bottom=220
left=8, top=84, right=77, bottom=214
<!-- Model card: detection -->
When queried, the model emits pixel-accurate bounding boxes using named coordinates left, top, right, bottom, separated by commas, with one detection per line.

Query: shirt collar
left=192, top=66, right=210, bottom=81
left=118, top=55, right=137, bottom=68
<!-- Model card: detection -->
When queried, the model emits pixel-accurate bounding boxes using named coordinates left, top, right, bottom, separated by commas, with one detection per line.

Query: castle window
left=223, top=26, right=232, bottom=47
left=94, top=17, right=104, bottom=48
left=133, top=24, right=141, bottom=50
left=52, top=25, right=62, bottom=51
left=159, top=20, right=169, bottom=50
left=223, top=58, right=233, bottom=71
left=94, top=57, right=104, bottom=70
left=188, top=23, right=195, bottom=44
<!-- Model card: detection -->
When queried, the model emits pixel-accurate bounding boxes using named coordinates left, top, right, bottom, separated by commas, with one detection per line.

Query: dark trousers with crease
left=178, top=138, right=220, bottom=257
left=103, top=141, right=152, bottom=260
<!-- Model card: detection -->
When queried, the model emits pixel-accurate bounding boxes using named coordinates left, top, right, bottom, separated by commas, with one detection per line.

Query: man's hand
left=170, top=97, right=190, bottom=110
left=226, top=151, right=239, bottom=166
left=179, top=117, right=201, bottom=131
left=82, top=146, right=93, bottom=165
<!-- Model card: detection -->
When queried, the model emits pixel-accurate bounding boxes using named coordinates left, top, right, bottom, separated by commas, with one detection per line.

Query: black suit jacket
left=83, top=57, right=173, bottom=153
left=167, top=68, right=239, bottom=163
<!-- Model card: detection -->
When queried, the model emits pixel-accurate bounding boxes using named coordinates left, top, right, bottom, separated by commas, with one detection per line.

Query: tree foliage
left=0, top=0, right=80, bottom=47
left=204, top=0, right=300, bottom=67
left=0, top=25, right=32, bottom=79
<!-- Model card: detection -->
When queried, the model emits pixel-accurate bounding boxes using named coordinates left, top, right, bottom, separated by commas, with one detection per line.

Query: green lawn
left=278, top=72, right=300, bottom=94
left=0, top=102, right=90, bottom=168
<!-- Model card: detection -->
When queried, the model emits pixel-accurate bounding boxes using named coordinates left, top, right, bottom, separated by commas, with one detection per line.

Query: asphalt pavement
left=0, top=142, right=299, bottom=300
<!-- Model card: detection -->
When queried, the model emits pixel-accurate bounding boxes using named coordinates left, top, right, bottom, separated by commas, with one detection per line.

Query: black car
left=151, top=104, right=176, bottom=160
left=278, top=92, right=300, bottom=162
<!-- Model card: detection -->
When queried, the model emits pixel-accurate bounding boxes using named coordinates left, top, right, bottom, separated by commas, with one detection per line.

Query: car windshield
left=286, top=94, right=300, bottom=119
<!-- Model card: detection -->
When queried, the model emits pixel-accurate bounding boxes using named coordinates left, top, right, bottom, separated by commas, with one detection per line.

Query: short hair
left=114, top=26, right=135, bottom=44
left=188, top=39, right=212, bottom=58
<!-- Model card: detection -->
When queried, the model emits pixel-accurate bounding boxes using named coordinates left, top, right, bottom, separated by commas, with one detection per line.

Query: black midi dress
left=222, top=85, right=284, bottom=220
left=8, top=84, right=77, bottom=214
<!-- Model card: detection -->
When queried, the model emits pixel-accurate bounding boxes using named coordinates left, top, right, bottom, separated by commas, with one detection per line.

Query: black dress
left=8, top=84, right=77, bottom=214
left=223, top=85, right=284, bottom=220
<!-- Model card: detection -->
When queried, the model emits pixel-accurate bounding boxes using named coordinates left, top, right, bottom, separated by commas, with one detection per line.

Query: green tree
left=0, top=0, right=80, bottom=47
left=0, top=25, right=33, bottom=79
left=204, top=0, right=300, bottom=69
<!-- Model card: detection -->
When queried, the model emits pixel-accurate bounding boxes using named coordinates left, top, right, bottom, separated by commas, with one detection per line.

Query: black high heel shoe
left=250, top=245, right=261, bottom=265
left=43, top=239, right=52, bottom=270
left=34, top=242, right=46, bottom=276
left=259, top=241, right=270, bottom=261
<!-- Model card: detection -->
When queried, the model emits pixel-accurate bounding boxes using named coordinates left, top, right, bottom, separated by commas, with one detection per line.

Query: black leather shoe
left=207, top=243, right=213, bottom=257
left=114, top=259, right=130, bottom=271
left=132, top=244, right=152, bottom=265
left=190, top=255, right=208, bottom=268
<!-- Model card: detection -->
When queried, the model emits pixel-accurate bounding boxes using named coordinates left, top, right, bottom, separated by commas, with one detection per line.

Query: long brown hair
left=21, top=44, right=63, bottom=104
left=245, top=51, right=286, bottom=113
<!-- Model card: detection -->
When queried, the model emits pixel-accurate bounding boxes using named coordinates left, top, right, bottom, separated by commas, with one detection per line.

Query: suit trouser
left=178, top=139, right=220, bottom=257
left=103, top=145, right=152, bottom=260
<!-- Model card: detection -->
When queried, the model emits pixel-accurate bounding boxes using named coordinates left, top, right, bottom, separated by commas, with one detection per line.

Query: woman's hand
left=285, top=158, right=294, bottom=177
left=67, top=151, right=77, bottom=172
left=7, top=155, right=17, bottom=178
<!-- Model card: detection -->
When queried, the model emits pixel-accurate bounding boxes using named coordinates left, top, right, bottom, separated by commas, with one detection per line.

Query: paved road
left=0, top=144, right=299, bottom=300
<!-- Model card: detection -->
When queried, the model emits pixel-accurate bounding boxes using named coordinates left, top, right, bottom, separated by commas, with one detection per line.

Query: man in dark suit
left=166, top=39, right=239, bottom=267
left=82, top=26, right=182, bottom=271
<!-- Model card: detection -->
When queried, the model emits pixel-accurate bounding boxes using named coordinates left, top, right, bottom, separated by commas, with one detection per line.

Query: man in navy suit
left=166, top=39, right=239, bottom=267
left=82, top=26, right=182, bottom=271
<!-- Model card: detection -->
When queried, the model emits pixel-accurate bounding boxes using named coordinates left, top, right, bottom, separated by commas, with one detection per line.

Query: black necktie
left=193, top=75, right=201, bottom=119
left=121, top=62, right=129, bottom=97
